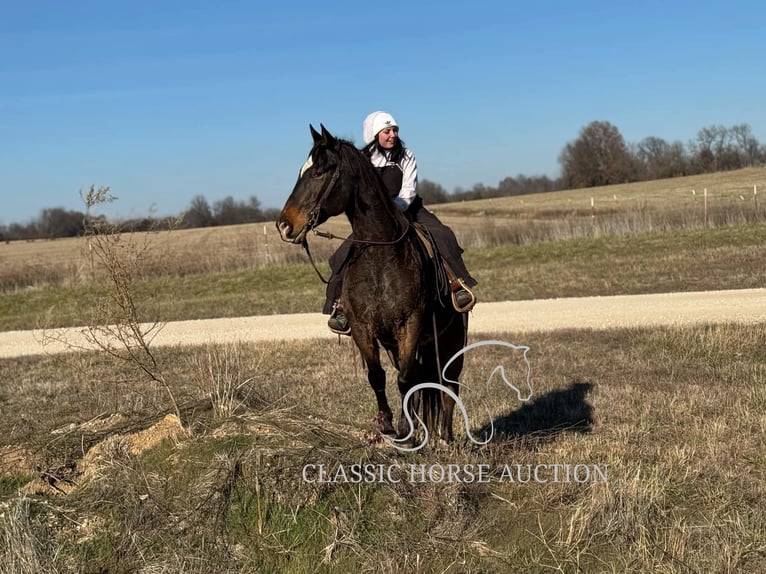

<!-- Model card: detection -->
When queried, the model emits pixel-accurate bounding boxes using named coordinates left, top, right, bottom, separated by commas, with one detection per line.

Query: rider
left=325, top=111, right=477, bottom=334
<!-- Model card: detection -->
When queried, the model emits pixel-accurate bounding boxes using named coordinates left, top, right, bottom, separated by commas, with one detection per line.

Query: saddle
left=411, top=223, right=476, bottom=313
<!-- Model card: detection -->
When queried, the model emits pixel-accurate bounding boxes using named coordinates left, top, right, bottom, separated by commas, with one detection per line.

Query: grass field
left=2, top=167, right=765, bottom=293
left=1, top=325, right=764, bottom=572
left=1, top=169, right=765, bottom=572
left=2, top=167, right=766, bottom=332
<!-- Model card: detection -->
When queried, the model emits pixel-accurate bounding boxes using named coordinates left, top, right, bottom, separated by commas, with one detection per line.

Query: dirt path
left=2, top=288, right=765, bottom=359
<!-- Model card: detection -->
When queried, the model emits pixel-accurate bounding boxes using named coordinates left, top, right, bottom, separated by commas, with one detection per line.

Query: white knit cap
left=363, top=111, right=398, bottom=144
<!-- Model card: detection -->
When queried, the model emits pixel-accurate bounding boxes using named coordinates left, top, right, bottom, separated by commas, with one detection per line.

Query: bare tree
left=730, top=123, right=761, bottom=166
left=38, top=208, right=86, bottom=239
left=212, top=196, right=243, bottom=226
left=497, top=176, right=522, bottom=196
left=184, top=195, right=214, bottom=228
left=559, top=121, right=635, bottom=188
left=634, top=137, right=690, bottom=180
left=212, top=195, right=265, bottom=226
left=418, top=179, right=448, bottom=204
left=74, top=185, right=183, bottom=426
left=691, top=124, right=743, bottom=172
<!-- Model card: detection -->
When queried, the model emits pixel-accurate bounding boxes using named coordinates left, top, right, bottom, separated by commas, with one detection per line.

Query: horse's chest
left=345, top=251, right=421, bottom=307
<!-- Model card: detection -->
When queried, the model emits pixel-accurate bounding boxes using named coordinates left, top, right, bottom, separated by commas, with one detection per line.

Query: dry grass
left=435, top=166, right=766, bottom=218
left=2, top=167, right=765, bottom=293
left=4, top=222, right=766, bottom=332
left=2, top=169, right=766, bottom=332
left=1, top=169, right=765, bottom=571
left=1, top=323, right=764, bottom=572
left=0, top=222, right=318, bottom=292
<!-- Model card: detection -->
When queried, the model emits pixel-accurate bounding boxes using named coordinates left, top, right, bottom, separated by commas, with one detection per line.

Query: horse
left=276, top=124, right=468, bottom=444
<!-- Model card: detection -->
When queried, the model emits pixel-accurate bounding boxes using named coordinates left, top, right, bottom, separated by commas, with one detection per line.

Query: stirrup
left=328, top=304, right=351, bottom=335
left=451, top=279, right=477, bottom=313
left=328, top=319, right=351, bottom=336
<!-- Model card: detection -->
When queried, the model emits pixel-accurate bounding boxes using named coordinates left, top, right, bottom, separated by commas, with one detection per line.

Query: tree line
left=3, top=121, right=764, bottom=242
left=420, top=121, right=765, bottom=202
left=0, top=196, right=282, bottom=242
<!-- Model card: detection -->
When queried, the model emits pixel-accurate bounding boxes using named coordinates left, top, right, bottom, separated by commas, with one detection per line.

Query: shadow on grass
left=474, top=379, right=594, bottom=449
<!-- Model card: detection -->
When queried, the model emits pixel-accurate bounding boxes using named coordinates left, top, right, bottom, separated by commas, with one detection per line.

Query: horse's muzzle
left=277, top=219, right=306, bottom=244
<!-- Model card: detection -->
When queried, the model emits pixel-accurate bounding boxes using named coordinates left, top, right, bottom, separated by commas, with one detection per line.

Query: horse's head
left=277, top=124, right=350, bottom=243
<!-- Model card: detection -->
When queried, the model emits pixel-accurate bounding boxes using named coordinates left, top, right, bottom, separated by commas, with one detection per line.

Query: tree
left=730, top=123, right=761, bottom=166
left=498, top=176, right=523, bottom=196
left=244, top=195, right=264, bottom=221
left=38, top=208, right=85, bottom=238
left=184, top=195, right=214, bottom=228
left=634, top=137, right=689, bottom=180
left=212, top=196, right=244, bottom=226
left=559, top=121, right=635, bottom=188
left=418, top=179, right=448, bottom=204
left=690, top=124, right=746, bottom=172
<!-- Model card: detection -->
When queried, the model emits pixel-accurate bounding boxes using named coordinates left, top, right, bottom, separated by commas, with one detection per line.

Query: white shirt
left=368, top=147, right=418, bottom=211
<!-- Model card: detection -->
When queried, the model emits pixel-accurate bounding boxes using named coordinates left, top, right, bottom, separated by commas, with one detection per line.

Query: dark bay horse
left=277, top=125, right=468, bottom=443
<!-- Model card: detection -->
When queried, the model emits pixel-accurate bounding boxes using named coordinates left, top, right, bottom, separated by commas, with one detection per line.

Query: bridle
left=303, top=152, right=342, bottom=235
left=298, top=144, right=411, bottom=283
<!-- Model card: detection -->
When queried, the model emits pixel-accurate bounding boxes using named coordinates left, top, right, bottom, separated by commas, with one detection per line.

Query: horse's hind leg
left=395, top=368, right=420, bottom=441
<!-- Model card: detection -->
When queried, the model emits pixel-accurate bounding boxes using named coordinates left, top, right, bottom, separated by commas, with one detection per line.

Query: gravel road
left=2, top=288, right=765, bottom=359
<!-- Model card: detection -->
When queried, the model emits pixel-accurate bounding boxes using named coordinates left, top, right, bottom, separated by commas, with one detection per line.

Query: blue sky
left=1, top=0, right=764, bottom=224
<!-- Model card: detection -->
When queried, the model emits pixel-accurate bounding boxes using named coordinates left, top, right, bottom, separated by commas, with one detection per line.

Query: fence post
left=263, top=225, right=271, bottom=264
left=704, top=188, right=708, bottom=225
left=590, top=196, right=595, bottom=228
left=755, top=184, right=759, bottom=215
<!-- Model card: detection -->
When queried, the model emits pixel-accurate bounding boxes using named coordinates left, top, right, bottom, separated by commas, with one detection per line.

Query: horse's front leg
left=371, top=364, right=395, bottom=435
left=356, top=336, right=395, bottom=435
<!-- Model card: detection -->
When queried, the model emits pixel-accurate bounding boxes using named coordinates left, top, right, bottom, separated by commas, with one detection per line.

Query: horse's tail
left=413, top=335, right=449, bottom=440
left=416, top=384, right=444, bottom=438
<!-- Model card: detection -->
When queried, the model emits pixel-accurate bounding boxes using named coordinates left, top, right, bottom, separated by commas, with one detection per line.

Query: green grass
left=469, top=223, right=766, bottom=301
left=3, top=223, right=766, bottom=331
left=0, top=262, right=329, bottom=331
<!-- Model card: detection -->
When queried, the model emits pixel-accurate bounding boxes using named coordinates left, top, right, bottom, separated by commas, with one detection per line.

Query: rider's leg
left=324, top=240, right=353, bottom=334
left=413, top=208, right=477, bottom=311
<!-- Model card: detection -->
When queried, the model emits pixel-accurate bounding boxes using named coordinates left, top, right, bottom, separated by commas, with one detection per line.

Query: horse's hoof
left=376, top=411, right=396, bottom=435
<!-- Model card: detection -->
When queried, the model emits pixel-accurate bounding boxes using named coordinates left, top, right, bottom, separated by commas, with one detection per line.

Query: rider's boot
left=451, top=280, right=477, bottom=313
left=327, top=302, right=351, bottom=335
left=442, top=260, right=477, bottom=313
left=453, top=285, right=476, bottom=312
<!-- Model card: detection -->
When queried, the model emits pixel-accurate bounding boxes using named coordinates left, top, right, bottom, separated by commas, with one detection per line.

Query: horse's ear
left=320, top=124, right=337, bottom=148
left=310, top=124, right=322, bottom=143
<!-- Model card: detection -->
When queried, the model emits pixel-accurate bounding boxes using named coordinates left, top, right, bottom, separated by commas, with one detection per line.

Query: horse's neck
left=347, top=177, right=406, bottom=243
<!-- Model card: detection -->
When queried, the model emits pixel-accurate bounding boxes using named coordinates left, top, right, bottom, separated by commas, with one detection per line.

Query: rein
left=312, top=221, right=410, bottom=246
left=302, top=221, right=411, bottom=285
left=300, top=144, right=411, bottom=283
left=302, top=238, right=332, bottom=284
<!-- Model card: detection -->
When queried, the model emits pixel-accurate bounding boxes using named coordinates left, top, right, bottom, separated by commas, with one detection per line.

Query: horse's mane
left=332, top=138, right=402, bottom=222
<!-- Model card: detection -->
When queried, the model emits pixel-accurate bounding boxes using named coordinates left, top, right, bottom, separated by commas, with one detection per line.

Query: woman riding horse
left=325, top=111, right=477, bottom=334
left=277, top=124, right=468, bottom=441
